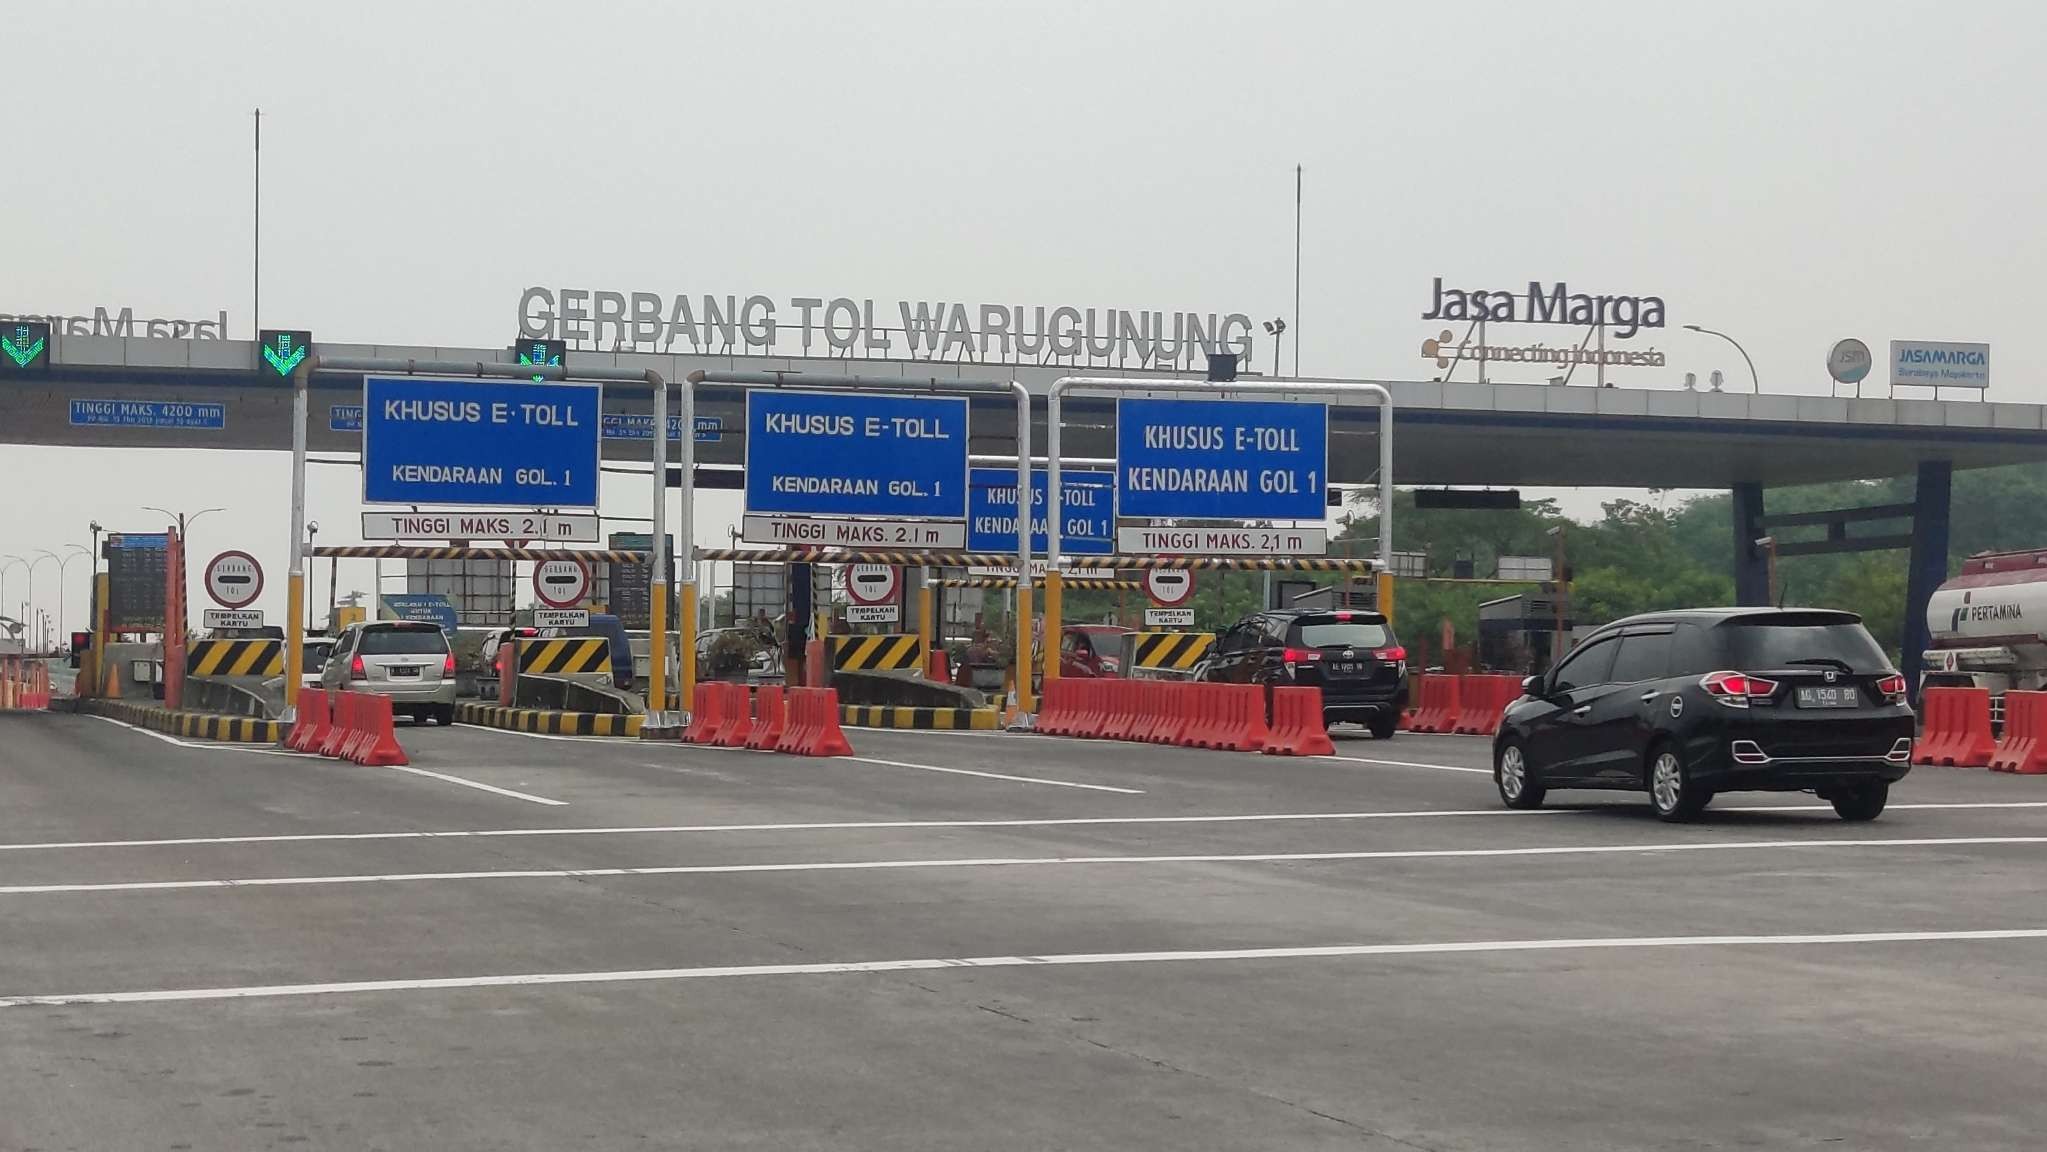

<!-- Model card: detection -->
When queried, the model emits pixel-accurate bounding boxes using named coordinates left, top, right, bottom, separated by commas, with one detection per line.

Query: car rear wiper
left=1785, top=657, right=1854, bottom=671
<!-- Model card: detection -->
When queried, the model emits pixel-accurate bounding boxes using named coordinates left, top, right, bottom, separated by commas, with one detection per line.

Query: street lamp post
left=1683, top=325, right=1760, bottom=394
left=36, top=548, right=92, bottom=641
left=305, top=521, right=320, bottom=630
left=0, top=556, right=26, bottom=633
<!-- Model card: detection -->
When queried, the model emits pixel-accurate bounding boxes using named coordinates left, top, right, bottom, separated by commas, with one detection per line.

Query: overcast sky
left=4, top=0, right=2041, bottom=634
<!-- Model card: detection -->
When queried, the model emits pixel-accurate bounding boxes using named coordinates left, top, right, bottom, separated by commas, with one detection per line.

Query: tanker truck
left=1921, top=549, right=2047, bottom=725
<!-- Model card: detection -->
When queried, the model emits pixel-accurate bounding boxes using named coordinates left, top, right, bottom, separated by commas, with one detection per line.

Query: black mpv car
left=1200, top=610, right=1408, bottom=737
left=1493, top=608, right=1913, bottom=821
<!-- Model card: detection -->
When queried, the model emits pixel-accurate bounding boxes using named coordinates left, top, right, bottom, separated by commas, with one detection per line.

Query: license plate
left=388, top=665, right=420, bottom=679
left=1794, top=685, right=1858, bottom=709
left=1327, top=662, right=1363, bottom=675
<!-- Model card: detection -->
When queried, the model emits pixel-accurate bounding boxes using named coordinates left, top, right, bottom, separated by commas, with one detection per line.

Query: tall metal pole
left=253, top=108, right=261, bottom=338
left=676, top=375, right=698, bottom=713
left=284, top=360, right=308, bottom=713
left=1012, top=382, right=1032, bottom=714
left=649, top=373, right=669, bottom=715
left=1293, top=163, right=1302, bottom=376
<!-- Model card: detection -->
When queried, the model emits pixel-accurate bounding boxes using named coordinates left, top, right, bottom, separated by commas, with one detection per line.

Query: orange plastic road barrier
left=1408, top=674, right=1463, bottom=734
left=1990, top=690, right=2047, bottom=774
left=1452, top=675, right=1522, bottom=736
left=1036, top=678, right=1078, bottom=737
left=1913, top=686, right=1997, bottom=768
left=1399, top=672, right=1427, bottom=731
left=1097, top=680, right=1135, bottom=742
left=318, top=693, right=355, bottom=758
left=1216, top=683, right=1271, bottom=752
left=344, top=692, right=409, bottom=767
left=1148, top=681, right=1191, bottom=745
left=1263, top=686, right=1336, bottom=757
left=780, top=687, right=852, bottom=757
left=716, top=684, right=755, bottom=748
left=745, top=685, right=787, bottom=750
left=686, top=682, right=730, bottom=745
left=287, top=689, right=332, bottom=752
left=1073, top=679, right=1110, bottom=738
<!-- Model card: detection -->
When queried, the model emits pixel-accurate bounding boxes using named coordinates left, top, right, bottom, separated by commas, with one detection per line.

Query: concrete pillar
left=1901, top=460, right=1953, bottom=697
left=1731, top=481, right=1769, bottom=607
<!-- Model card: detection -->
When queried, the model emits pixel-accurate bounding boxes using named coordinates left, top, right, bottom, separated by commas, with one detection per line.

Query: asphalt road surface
left=3, top=710, right=2044, bottom=1150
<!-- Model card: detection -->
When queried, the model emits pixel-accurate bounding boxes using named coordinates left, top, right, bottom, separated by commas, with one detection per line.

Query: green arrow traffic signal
left=258, top=328, right=313, bottom=378
left=0, top=322, right=49, bottom=371
left=515, top=338, right=565, bottom=382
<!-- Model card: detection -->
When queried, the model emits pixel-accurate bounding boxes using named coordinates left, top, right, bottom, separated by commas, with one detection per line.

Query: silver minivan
left=320, top=621, right=457, bottom=725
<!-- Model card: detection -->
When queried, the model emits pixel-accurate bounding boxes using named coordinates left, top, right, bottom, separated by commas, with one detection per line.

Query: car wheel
left=1495, top=740, right=1545, bottom=809
left=1647, top=743, right=1711, bottom=822
left=1366, top=712, right=1398, bottom=740
left=1829, top=781, right=1888, bottom=822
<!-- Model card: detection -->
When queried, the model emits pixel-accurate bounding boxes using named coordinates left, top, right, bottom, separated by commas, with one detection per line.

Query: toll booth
left=1478, top=592, right=1579, bottom=675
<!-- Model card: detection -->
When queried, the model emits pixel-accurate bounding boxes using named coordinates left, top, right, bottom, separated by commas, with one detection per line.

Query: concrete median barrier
left=455, top=702, right=644, bottom=738
left=79, top=697, right=284, bottom=743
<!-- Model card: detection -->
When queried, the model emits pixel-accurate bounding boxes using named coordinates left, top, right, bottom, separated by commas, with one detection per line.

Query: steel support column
left=1731, top=481, right=1769, bottom=607
left=1901, top=460, right=1953, bottom=697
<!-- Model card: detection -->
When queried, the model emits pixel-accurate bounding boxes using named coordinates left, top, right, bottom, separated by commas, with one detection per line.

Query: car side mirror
left=1521, top=675, right=1542, bottom=697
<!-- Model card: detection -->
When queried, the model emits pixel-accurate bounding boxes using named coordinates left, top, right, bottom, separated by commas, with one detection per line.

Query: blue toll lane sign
left=745, top=391, right=968, bottom=520
left=968, top=469, right=1115, bottom=555
left=328, top=404, right=364, bottom=432
left=1116, top=397, right=1328, bottom=520
left=362, top=376, right=601, bottom=508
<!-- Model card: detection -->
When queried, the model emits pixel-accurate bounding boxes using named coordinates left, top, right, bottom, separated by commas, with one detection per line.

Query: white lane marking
left=0, top=808, right=1575, bottom=853
left=90, top=714, right=563, bottom=803
left=841, top=755, right=1144, bottom=794
left=1320, top=753, right=1493, bottom=774
left=87, top=714, right=300, bottom=756
left=5, top=835, right=2044, bottom=897
left=10, top=926, right=2047, bottom=1007
left=384, top=765, right=566, bottom=806
left=1, top=799, right=2040, bottom=854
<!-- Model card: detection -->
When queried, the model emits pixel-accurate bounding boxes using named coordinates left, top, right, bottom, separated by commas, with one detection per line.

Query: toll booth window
left=357, top=627, right=451, bottom=655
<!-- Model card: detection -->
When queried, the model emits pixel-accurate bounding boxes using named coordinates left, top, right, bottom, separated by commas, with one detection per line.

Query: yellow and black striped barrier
left=840, top=705, right=1000, bottom=731
left=938, top=578, right=1141, bottom=590
left=828, top=634, right=924, bottom=674
left=517, top=637, right=612, bottom=677
left=186, top=638, right=286, bottom=678
left=1127, top=631, right=1215, bottom=672
left=82, top=698, right=284, bottom=743
left=455, top=702, right=643, bottom=737
left=313, top=546, right=648, bottom=563
left=692, top=549, right=1376, bottom=572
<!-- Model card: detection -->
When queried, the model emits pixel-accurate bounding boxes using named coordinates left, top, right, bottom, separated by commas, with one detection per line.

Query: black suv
left=1493, top=608, right=1913, bottom=822
left=1201, top=610, right=1408, bottom=737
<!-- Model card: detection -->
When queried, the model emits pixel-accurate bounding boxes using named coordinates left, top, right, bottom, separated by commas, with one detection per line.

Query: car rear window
left=357, top=627, right=450, bottom=655
left=1289, top=619, right=1392, bottom=649
left=1722, top=616, right=1888, bottom=672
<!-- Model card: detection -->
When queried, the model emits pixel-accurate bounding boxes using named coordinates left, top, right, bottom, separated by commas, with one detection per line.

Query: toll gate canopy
left=11, top=337, right=2047, bottom=488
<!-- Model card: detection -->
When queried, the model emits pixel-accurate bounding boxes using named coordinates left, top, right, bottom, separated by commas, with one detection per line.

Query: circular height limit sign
left=845, top=564, right=899, bottom=605
left=533, top=558, right=591, bottom=609
left=1145, top=569, right=1194, bottom=608
left=204, top=551, right=264, bottom=609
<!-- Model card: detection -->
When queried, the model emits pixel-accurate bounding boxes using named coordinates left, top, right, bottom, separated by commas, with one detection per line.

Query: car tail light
left=1700, top=670, right=1778, bottom=707
left=350, top=654, right=367, bottom=682
left=1373, top=646, right=1406, bottom=662
left=1876, top=674, right=1907, bottom=703
left=444, top=653, right=458, bottom=677
left=1282, top=647, right=1323, bottom=664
